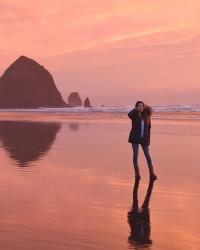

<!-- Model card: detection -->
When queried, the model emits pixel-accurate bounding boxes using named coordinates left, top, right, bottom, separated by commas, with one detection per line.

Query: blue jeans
left=131, top=142, right=153, bottom=168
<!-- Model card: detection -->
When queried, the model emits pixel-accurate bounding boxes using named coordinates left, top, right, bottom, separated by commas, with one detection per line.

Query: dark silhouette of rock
left=0, top=120, right=61, bottom=167
left=0, top=55, right=70, bottom=108
left=84, top=97, right=92, bottom=107
left=68, top=92, right=82, bottom=107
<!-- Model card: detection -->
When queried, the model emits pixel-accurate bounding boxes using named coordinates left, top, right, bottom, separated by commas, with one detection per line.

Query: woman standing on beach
left=128, top=101, right=157, bottom=180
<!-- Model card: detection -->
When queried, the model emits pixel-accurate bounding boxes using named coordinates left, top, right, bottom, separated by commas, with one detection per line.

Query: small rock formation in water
left=0, top=55, right=70, bottom=108
left=84, top=97, right=92, bottom=107
left=68, top=92, right=82, bottom=107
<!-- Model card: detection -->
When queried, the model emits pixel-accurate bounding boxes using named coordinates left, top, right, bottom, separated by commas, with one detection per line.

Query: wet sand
left=0, top=112, right=199, bottom=250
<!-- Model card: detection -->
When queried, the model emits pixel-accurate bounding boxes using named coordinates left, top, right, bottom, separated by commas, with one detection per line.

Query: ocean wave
left=0, top=104, right=199, bottom=113
left=0, top=104, right=199, bottom=120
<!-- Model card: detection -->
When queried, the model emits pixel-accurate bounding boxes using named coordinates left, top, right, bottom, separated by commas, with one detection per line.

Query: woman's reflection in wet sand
left=127, top=177, right=156, bottom=248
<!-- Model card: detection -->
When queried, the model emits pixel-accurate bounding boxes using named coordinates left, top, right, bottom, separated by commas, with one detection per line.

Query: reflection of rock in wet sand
left=0, top=121, right=61, bottom=167
left=127, top=178, right=155, bottom=248
left=67, top=122, right=90, bottom=131
left=68, top=122, right=80, bottom=131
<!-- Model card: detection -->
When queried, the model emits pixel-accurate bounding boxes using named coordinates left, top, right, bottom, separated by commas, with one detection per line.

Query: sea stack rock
left=84, top=97, right=92, bottom=107
left=68, top=92, right=82, bottom=107
left=0, top=55, right=69, bottom=108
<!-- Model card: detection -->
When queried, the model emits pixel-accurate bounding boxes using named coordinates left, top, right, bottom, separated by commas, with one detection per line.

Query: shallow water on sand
left=0, top=112, right=200, bottom=250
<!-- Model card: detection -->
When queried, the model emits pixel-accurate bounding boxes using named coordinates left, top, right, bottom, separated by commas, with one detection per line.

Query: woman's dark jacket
left=128, top=108, right=151, bottom=146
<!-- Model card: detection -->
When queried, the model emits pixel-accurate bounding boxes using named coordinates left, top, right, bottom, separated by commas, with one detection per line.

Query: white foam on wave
left=0, top=104, right=199, bottom=120
left=0, top=104, right=200, bottom=112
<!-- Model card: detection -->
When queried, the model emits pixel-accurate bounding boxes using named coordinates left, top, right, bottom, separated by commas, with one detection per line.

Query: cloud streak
left=0, top=0, right=200, bottom=104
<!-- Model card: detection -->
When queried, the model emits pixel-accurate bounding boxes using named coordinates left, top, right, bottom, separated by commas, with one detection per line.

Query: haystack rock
left=0, top=55, right=69, bottom=108
left=84, top=97, right=92, bottom=107
left=68, top=92, right=82, bottom=107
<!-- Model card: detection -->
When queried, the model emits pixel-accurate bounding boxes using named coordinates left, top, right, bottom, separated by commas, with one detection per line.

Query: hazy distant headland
left=0, top=55, right=92, bottom=109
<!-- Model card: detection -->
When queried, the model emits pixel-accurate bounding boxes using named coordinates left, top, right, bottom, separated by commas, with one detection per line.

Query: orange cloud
left=0, top=0, right=200, bottom=105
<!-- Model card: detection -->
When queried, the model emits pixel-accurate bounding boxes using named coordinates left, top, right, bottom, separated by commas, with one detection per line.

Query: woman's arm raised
left=128, top=109, right=136, bottom=119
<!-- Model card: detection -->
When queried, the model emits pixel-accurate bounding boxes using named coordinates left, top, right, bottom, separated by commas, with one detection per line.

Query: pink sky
left=0, top=0, right=200, bottom=106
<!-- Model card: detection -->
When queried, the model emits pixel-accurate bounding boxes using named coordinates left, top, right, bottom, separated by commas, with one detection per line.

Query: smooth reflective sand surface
left=0, top=112, right=199, bottom=250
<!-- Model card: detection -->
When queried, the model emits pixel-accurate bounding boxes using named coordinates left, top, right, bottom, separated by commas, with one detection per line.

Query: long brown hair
left=135, top=101, right=153, bottom=125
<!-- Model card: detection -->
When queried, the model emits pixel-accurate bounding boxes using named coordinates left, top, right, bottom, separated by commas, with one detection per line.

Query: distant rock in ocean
left=0, top=55, right=70, bottom=108
left=68, top=92, right=82, bottom=107
left=84, top=97, right=92, bottom=107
